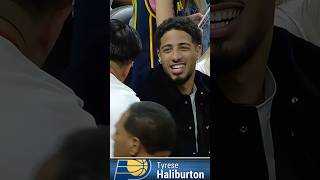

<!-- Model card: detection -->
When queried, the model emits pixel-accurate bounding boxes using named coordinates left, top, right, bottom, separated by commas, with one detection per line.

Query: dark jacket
left=213, top=27, right=320, bottom=180
left=135, top=65, right=211, bottom=157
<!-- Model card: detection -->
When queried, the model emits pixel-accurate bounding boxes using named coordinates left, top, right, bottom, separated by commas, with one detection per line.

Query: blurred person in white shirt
left=110, top=19, right=142, bottom=157
left=0, top=0, right=96, bottom=179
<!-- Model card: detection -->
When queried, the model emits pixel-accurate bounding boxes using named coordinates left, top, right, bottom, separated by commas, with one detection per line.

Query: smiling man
left=212, top=0, right=320, bottom=180
left=135, top=17, right=211, bottom=157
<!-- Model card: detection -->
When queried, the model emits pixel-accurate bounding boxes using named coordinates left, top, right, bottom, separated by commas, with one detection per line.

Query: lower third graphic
left=114, top=159, right=152, bottom=180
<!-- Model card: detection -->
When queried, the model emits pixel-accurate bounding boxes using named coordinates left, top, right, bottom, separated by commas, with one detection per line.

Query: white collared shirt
left=256, top=67, right=277, bottom=180
left=110, top=73, right=140, bottom=157
left=190, top=84, right=199, bottom=152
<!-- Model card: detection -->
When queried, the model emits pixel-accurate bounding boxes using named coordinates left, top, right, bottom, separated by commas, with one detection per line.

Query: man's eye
left=163, top=49, right=171, bottom=53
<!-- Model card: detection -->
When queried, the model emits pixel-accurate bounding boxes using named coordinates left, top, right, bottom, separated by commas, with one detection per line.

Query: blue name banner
left=110, top=158, right=210, bottom=180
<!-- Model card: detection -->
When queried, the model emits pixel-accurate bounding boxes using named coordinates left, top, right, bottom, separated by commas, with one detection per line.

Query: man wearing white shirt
left=110, top=19, right=142, bottom=157
left=0, top=0, right=96, bottom=179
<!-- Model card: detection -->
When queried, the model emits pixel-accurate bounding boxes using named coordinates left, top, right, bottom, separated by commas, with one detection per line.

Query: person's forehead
left=160, top=30, right=193, bottom=45
left=163, top=29, right=192, bottom=38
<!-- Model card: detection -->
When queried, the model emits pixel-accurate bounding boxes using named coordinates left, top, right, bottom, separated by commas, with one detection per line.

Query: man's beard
left=212, top=36, right=260, bottom=77
left=166, top=71, right=193, bottom=85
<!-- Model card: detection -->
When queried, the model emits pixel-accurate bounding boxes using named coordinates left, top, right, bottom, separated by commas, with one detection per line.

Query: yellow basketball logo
left=126, top=160, right=149, bottom=176
left=114, top=159, right=152, bottom=180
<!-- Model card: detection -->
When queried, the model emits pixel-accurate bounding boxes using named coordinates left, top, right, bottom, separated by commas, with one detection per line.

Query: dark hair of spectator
left=110, top=19, right=142, bottom=64
left=124, top=101, right=176, bottom=154
left=156, top=16, right=202, bottom=48
left=47, top=127, right=108, bottom=180
left=11, top=0, right=73, bottom=16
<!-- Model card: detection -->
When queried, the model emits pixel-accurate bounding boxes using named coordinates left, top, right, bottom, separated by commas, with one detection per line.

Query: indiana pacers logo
left=114, top=159, right=152, bottom=180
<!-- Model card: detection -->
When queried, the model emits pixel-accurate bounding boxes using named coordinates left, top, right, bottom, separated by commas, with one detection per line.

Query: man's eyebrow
left=161, top=42, right=192, bottom=49
left=160, top=44, right=173, bottom=50
left=178, top=42, right=192, bottom=46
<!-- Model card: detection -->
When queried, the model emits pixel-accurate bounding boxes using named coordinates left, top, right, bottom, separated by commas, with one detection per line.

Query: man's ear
left=56, top=0, right=74, bottom=10
left=195, top=44, right=202, bottom=60
left=52, top=0, right=73, bottom=19
left=129, top=137, right=141, bottom=156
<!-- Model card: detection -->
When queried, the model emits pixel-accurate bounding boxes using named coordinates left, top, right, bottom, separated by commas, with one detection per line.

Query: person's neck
left=177, top=72, right=196, bottom=95
left=110, top=62, right=124, bottom=82
left=217, top=29, right=274, bottom=105
left=0, top=13, right=45, bottom=67
left=0, top=16, right=26, bottom=55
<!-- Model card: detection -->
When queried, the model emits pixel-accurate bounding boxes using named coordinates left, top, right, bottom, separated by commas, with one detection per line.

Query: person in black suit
left=212, top=0, right=320, bottom=179
left=135, top=17, right=211, bottom=157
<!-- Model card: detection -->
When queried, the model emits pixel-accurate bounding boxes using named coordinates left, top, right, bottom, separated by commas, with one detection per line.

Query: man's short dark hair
left=11, top=0, right=73, bottom=16
left=110, top=19, right=142, bottom=64
left=36, top=127, right=109, bottom=180
left=156, top=16, right=202, bottom=48
left=124, top=101, right=176, bottom=154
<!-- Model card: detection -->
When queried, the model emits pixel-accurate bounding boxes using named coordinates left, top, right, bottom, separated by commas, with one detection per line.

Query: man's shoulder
left=269, top=27, right=320, bottom=95
left=271, top=26, right=320, bottom=67
left=271, top=27, right=320, bottom=62
left=0, top=85, right=95, bottom=179
left=111, top=76, right=139, bottom=98
left=0, top=62, right=95, bottom=124
left=196, top=70, right=210, bottom=81
left=195, top=70, right=211, bottom=93
left=0, top=80, right=94, bottom=119
left=110, top=84, right=140, bottom=104
left=110, top=80, right=140, bottom=126
left=1, top=37, right=79, bottom=98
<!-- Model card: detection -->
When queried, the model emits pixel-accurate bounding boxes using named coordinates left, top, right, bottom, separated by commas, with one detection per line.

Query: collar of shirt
left=0, top=36, right=78, bottom=97
left=255, top=67, right=277, bottom=180
left=189, top=84, right=199, bottom=152
left=110, top=73, right=137, bottom=96
left=256, top=67, right=277, bottom=110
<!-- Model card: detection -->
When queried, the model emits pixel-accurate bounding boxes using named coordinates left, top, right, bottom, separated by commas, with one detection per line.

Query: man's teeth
left=172, top=64, right=184, bottom=69
left=213, top=21, right=230, bottom=29
left=212, top=9, right=241, bottom=22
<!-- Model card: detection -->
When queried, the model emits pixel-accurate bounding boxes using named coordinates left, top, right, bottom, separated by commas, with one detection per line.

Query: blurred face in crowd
left=0, top=0, right=73, bottom=66
left=158, top=29, right=201, bottom=85
left=113, top=111, right=133, bottom=157
left=211, top=0, right=275, bottom=75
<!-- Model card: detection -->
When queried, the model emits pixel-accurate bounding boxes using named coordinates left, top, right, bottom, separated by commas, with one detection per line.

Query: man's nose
left=171, top=49, right=182, bottom=61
